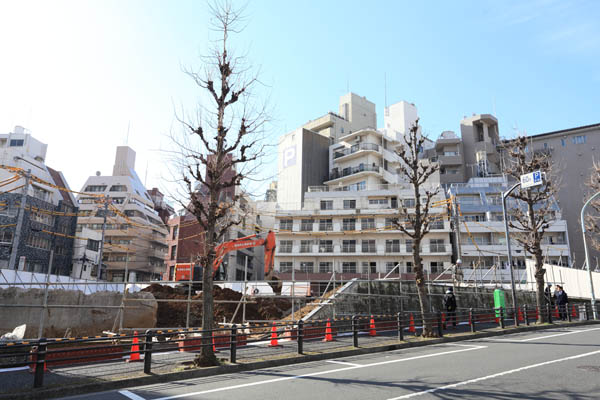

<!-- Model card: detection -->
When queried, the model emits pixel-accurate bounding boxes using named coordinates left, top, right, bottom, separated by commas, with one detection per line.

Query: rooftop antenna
left=126, top=121, right=130, bottom=145
left=384, top=72, right=388, bottom=108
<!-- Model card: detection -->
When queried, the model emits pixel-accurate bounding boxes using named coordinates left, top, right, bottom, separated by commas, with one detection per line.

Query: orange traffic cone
left=211, top=332, right=220, bottom=353
left=268, top=322, right=281, bottom=347
left=441, top=312, right=446, bottom=329
left=369, top=316, right=377, bottom=337
left=323, top=318, right=335, bottom=342
left=127, top=331, right=142, bottom=362
left=553, top=306, right=559, bottom=319
left=572, top=305, right=577, bottom=318
left=408, top=313, right=415, bottom=333
left=518, top=307, right=524, bottom=322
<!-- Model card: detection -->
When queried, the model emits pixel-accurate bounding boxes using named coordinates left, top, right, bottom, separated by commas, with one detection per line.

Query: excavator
left=172, top=230, right=277, bottom=283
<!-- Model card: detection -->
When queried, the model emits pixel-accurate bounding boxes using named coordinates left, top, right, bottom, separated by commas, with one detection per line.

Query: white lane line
left=519, top=327, right=600, bottom=342
left=0, top=366, right=29, bottom=373
left=387, top=348, right=600, bottom=399
left=153, top=344, right=486, bottom=400
left=326, top=360, right=362, bottom=367
left=118, top=390, right=146, bottom=400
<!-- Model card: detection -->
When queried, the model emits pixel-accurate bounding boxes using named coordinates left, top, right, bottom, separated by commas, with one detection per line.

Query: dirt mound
left=142, top=284, right=291, bottom=327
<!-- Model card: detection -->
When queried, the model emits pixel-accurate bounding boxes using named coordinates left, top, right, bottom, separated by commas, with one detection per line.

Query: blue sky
left=1, top=0, right=599, bottom=201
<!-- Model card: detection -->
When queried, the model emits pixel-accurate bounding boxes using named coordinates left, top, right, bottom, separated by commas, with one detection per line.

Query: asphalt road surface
left=62, top=326, right=600, bottom=400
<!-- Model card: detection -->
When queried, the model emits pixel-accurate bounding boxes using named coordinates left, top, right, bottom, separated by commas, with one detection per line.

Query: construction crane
left=172, top=231, right=276, bottom=282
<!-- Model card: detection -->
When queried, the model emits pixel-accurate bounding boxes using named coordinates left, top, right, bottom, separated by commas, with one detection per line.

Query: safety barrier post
left=297, top=320, right=304, bottom=355
left=585, top=303, right=591, bottom=321
left=524, top=305, right=529, bottom=326
left=468, top=308, right=474, bottom=332
left=33, top=338, right=47, bottom=388
left=397, top=312, right=404, bottom=341
left=547, top=304, right=553, bottom=323
left=499, top=308, right=505, bottom=329
left=566, top=304, right=571, bottom=323
left=437, top=311, right=443, bottom=337
left=230, top=325, right=237, bottom=364
left=144, top=330, right=153, bottom=374
left=352, top=316, right=358, bottom=348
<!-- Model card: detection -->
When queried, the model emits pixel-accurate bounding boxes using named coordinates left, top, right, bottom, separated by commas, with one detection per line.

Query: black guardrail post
left=566, top=303, right=572, bottom=322
left=230, top=324, right=237, bottom=364
left=297, top=320, right=304, bottom=355
left=33, top=338, right=47, bottom=388
left=352, top=316, right=358, bottom=348
left=437, top=311, right=443, bottom=337
left=499, top=307, right=505, bottom=329
left=547, top=304, right=553, bottom=324
left=144, top=330, right=153, bottom=374
left=469, top=308, right=475, bottom=332
left=524, top=305, right=529, bottom=326
left=585, top=303, right=591, bottom=321
left=397, top=312, right=404, bottom=341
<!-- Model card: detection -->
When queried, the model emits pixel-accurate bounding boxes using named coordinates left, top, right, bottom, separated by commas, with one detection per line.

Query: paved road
left=60, top=326, right=600, bottom=400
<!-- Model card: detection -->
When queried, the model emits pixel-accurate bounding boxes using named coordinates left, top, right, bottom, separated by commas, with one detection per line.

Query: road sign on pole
left=520, top=170, right=543, bottom=189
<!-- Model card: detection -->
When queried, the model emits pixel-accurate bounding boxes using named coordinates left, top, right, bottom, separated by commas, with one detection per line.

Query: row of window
left=84, top=185, right=128, bottom=193
left=318, top=198, right=414, bottom=210
left=278, top=260, right=445, bottom=274
left=278, top=238, right=447, bottom=253
left=279, top=217, right=445, bottom=232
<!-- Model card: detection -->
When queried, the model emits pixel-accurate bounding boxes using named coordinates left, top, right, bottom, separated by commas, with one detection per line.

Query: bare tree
left=174, top=1, right=268, bottom=366
left=502, top=136, right=559, bottom=323
left=394, top=120, right=440, bottom=337
left=584, top=161, right=600, bottom=253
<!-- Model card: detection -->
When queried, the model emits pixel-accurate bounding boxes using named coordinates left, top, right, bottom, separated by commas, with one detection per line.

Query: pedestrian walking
left=544, top=284, right=554, bottom=306
left=555, top=285, right=569, bottom=320
left=443, top=287, right=457, bottom=329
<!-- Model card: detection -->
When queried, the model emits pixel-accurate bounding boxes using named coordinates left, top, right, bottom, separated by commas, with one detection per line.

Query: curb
left=4, top=320, right=599, bottom=400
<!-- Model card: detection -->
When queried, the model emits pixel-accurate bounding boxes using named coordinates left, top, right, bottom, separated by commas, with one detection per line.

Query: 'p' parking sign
left=283, top=145, right=296, bottom=168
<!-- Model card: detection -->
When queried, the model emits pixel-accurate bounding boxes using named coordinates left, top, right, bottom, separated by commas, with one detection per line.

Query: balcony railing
left=329, top=164, right=380, bottom=180
left=333, top=143, right=379, bottom=159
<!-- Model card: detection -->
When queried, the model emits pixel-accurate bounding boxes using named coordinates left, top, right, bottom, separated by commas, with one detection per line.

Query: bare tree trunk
left=534, top=250, right=547, bottom=323
left=199, top=209, right=217, bottom=366
left=413, top=240, right=432, bottom=335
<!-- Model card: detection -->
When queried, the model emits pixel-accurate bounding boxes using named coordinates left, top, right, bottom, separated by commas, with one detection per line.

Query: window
left=318, top=240, right=333, bottom=253
left=319, top=262, right=332, bottom=273
left=386, top=262, right=400, bottom=273
left=26, top=234, right=50, bottom=250
left=369, top=198, right=387, bottom=205
left=0, top=230, right=13, bottom=244
left=362, top=261, right=377, bottom=274
left=572, top=135, right=586, bottom=144
left=406, top=261, right=413, bottom=273
left=85, top=185, right=107, bottom=192
left=385, top=217, right=398, bottom=229
left=430, top=219, right=444, bottom=229
left=406, top=239, right=413, bottom=252
left=356, top=181, right=366, bottom=191
left=443, top=151, right=459, bottom=156
left=86, top=239, right=99, bottom=252
left=279, top=240, right=293, bottom=253
left=342, top=240, right=356, bottom=253
left=300, top=240, right=313, bottom=253
left=342, top=261, right=357, bottom=273
left=9, top=139, right=24, bottom=147
left=361, top=240, right=376, bottom=253
left=0, top=203, right=18, bottom=217
left=343, top=199, right=356, bottom=209
left=319, top=219, right=333, bottom=231
left=280, top=219, right=293, bottom=231
left=172, top=225, right=179, bottom=239
left=31, top=211, right=54, bottom=226
left=170, top=245, right=177, bottom=260
left=300, top=262, right=314, bottom=273
left=342, top=218, right=356, bottom=231
left=487, top=194, right=502, bottom=206
left=457, top=195, right=480, bottom=205
left=386, top=240, right=400, bottom=253
left=402, top=198, right=416, bottom=208
left=279, top=262, right=293, bottom=273
left=430, top=261, right=442, bottom=273
left=110, top=185, right=127, bottom=192
left=429, top=239, right=445, bottom=253
left=300, top=219, right=314, bottom=231
left=112, top=197, right=125, bottom=204
left=32, top=186, right=50, bottom=202
left=463, top=214, right=486, bottom=222
left=361, top=218, right=375, bottom=230
left=320, top=200, right=333, bottom=210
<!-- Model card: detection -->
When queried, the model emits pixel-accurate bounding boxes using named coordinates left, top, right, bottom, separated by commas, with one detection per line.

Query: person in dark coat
left=544, top=284, right=554, bottom=306
left=555, top=285, right=569, bottom=320
left=443, top=287, right=457, bottom=328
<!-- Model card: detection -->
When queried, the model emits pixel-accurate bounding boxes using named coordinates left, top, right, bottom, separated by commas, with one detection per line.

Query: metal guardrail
left=1, top=302, right=598, bottom=390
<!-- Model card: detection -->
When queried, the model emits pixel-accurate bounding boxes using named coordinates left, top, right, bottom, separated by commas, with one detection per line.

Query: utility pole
left=502, top=182, right=521, bottom=326
left=97, top=195, right=110, bottom=280
left=9, top=169, right=31, bottom=271
left=452, top=195, right=463, bottom=286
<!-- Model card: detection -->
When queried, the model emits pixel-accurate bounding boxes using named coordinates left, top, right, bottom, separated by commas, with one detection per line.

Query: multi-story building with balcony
left=76, top=146, right=168, bottom=282
left=448, top=176, right=571, bottom=273
left=0, top=126, right=78, bottom=275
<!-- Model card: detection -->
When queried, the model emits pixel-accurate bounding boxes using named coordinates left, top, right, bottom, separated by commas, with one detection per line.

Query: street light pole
left=581, top=191, right=599, bottom=319
left=502, top=182, right=521, bottom=326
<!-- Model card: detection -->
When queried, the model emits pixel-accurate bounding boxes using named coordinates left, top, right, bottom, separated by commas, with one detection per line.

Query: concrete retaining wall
left=0, top=288, right=157, bottom=339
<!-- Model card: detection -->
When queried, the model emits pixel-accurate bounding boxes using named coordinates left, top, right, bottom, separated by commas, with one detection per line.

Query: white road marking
left=326, top=360, right=362, bottom=367
left=118, top=390, right=146, bottom=400
left=486, top=327, right=600, bottom=342
left=0, top=366, right=29, bottom=373
left=153, top=344, right=486, bottom=400
left=387, top=348, right=600, bottom=399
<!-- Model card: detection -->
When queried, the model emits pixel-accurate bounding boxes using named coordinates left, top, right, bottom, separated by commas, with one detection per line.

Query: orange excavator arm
left=212, top=231, right=276, bottom=279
